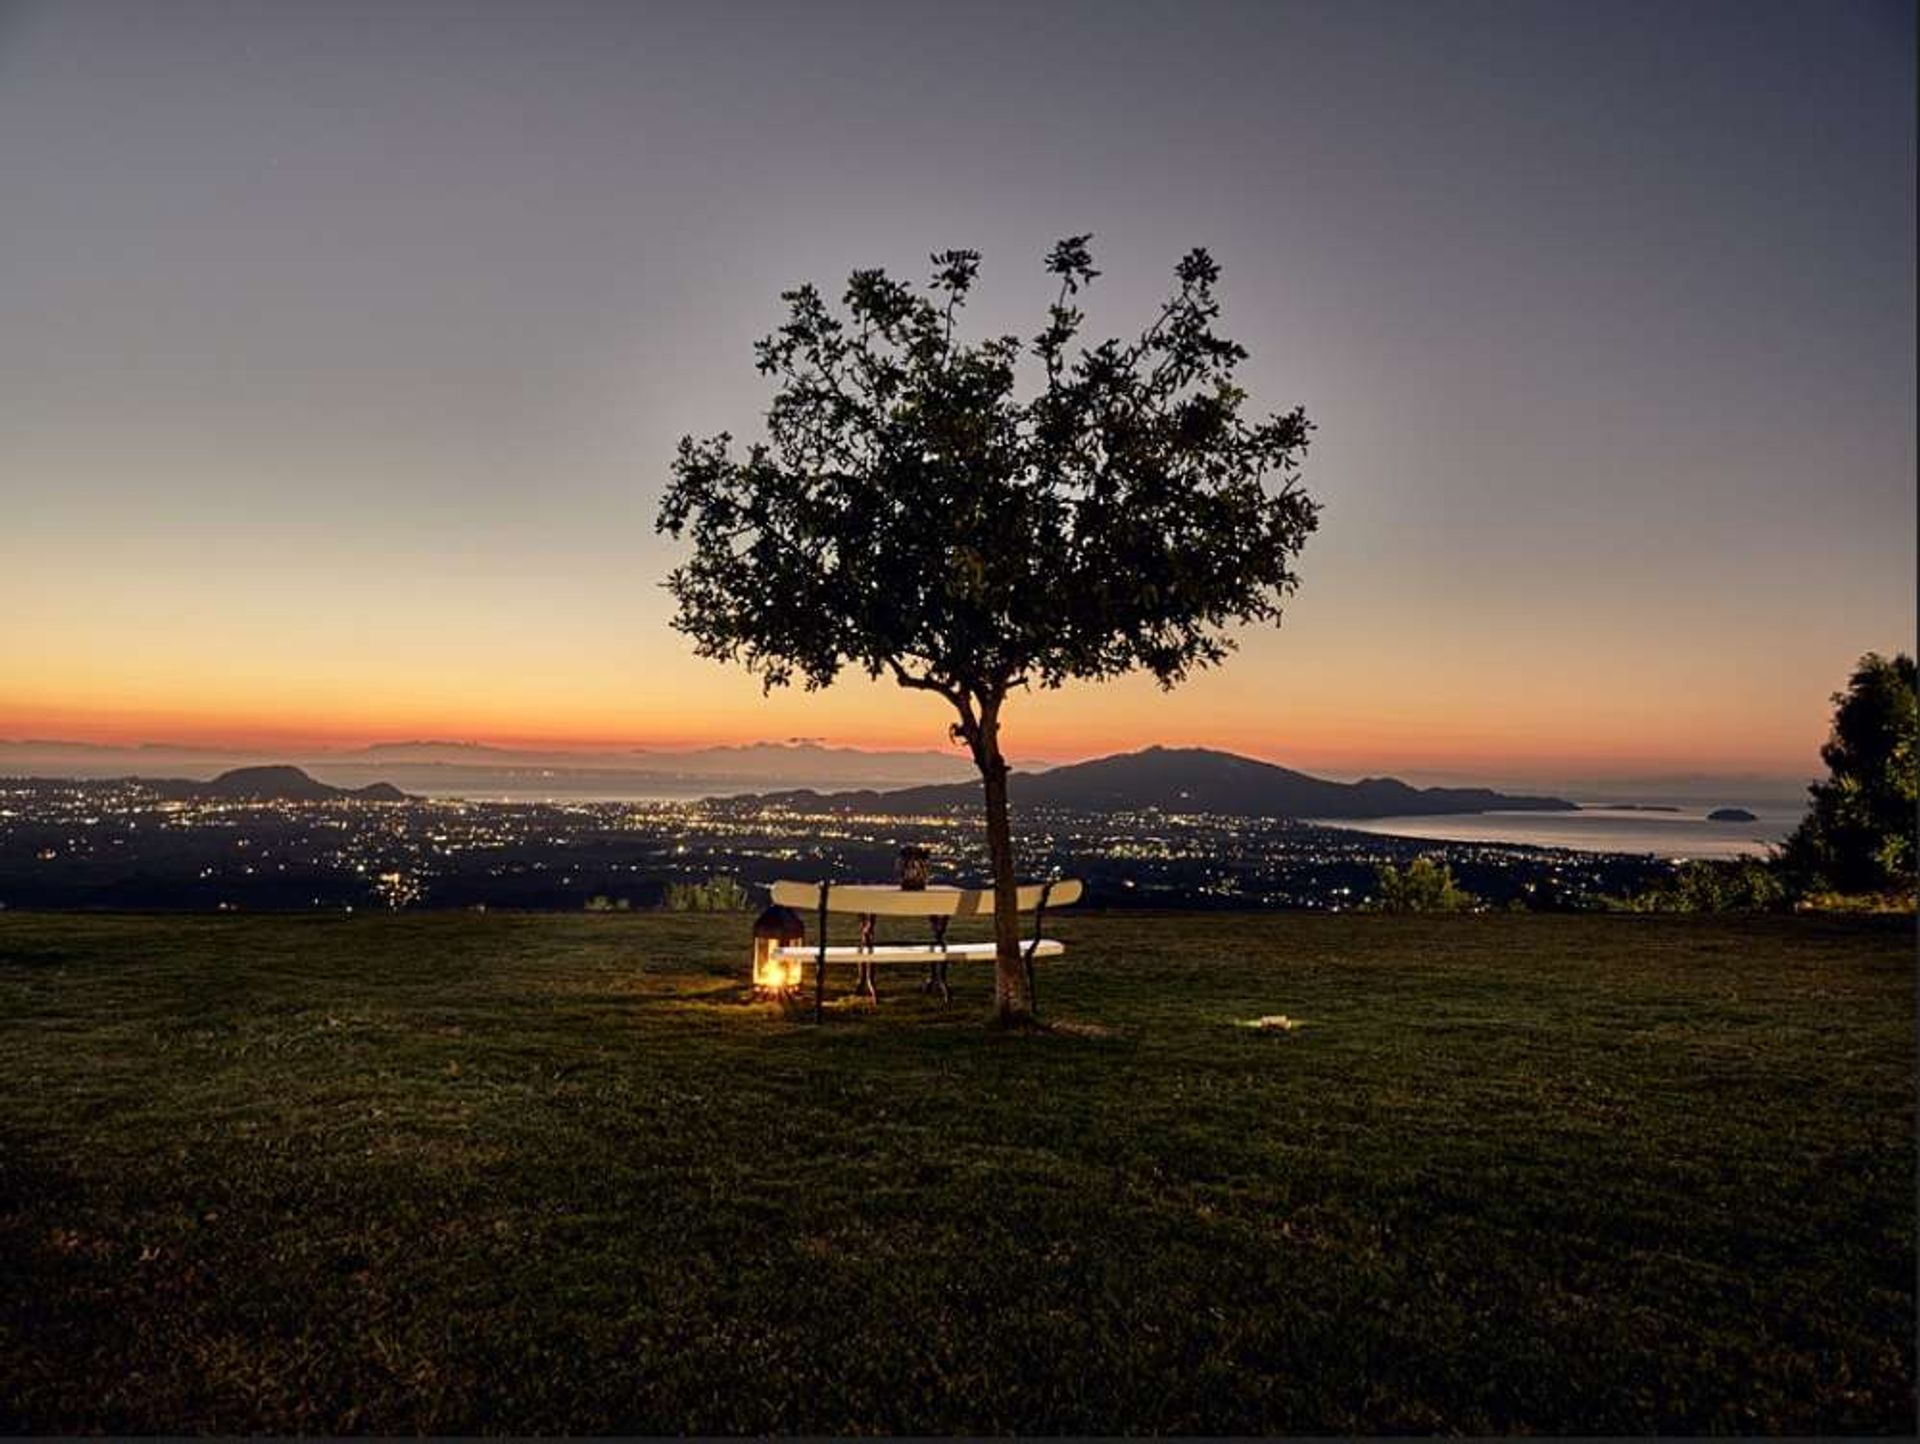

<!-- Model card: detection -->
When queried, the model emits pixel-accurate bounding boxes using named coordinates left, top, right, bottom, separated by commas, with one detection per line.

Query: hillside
left=0, top=911, right=1908, bottom=1434
left=734, top=745, right=1578, bottom=819
left=162, top=765, right=409, bottom=803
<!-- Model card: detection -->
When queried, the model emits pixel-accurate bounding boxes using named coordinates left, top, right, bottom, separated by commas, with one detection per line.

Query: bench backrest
left=768, top=879, right=1083, bottom=917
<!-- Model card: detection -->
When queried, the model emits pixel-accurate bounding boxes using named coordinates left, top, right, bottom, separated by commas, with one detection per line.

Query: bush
left=1793, top=889, right=1917, bottom=915
left=1367, top=858, right=1479, bottom=913
left=1621, top=858, right=1788, bottom=914
left=662, top=875, right=753, bottom=912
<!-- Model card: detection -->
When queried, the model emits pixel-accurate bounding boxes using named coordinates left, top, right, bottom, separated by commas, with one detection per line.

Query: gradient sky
left=2, top=0, right=1913, bottom=783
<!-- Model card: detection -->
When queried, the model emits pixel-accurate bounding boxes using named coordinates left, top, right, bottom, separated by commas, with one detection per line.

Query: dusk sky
left=2, top=0, right=1913, bottom=784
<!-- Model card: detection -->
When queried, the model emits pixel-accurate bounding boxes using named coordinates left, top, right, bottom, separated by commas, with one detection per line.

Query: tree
left=657, top=238, right=1318, bottom=1019
left=663, top=875, right=753, bottom=913
left=1776, top=652, right=1917, bottom=899
left=1368, top=857, right=1478, bottom=913
left=1624, top=858, right=1786, bottom=913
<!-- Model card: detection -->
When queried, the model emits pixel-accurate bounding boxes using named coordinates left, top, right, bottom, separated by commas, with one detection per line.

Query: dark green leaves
left=931, top=249, right=982, bottom=296
left=1044, top=234, right=1099, bottom=294
left=656, top=237, right=1320, bottom=713
left=1777, top=652, right=1918, bottom=897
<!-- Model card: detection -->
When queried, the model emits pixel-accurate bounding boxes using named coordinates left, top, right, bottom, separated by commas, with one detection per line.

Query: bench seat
left=769, top=879, right=1082, bottom=916
left=772, top=940, right=1064, bottom=965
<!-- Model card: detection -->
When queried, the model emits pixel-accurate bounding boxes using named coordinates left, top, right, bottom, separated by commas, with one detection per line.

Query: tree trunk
left=974, top=714, right=1029, bottom=1021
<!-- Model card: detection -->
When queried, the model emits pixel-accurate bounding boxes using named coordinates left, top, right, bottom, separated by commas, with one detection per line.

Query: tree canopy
left=1777, top=651, right=1917, bottom=898
left=657, top=238, right=1317, bottom=728
left=1368, top=857, right=1478, bottom=913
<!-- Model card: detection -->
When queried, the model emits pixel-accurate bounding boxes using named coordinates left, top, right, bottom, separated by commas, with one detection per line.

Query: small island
left=138, top=765, right=411, bottom=804
left=1707, top=807, right=1759, bottom=822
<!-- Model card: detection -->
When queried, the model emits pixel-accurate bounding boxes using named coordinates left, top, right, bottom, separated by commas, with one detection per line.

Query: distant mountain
left=319, top=741, right=981, bottom=794
left=176, top=766, right=409, bottom=803
left=346, top=741, right=527, bottom=762
left=642, top=741, right=983, bottom=784
left=241, top=739, right=977, bottom=784
left=728, top=746, right=1578, bottom=819
left=0, top=737, right=984, bottom=792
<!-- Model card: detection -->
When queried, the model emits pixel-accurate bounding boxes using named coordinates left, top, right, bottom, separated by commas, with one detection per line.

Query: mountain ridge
left=137, top=766, right=410, bottom=803
left=0, top=738, right=985, bottom=787
left=722, top=745, right=1579, bottom=819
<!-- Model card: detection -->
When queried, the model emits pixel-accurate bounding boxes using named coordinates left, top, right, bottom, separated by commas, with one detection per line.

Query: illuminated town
left=0, top=780, right=1669, bottom=913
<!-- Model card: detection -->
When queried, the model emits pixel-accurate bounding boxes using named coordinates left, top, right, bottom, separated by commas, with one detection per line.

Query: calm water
left=1318, top=805, right=1798, bottom=859
left=404, top=778, right=1799, bottom=859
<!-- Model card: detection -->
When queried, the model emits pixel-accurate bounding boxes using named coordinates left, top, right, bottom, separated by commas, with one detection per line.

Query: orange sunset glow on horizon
left=1, top=599, right=1885, bottom=784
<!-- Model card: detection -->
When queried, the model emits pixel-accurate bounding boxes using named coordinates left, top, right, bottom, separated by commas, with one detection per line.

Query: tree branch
left=886, top=657, right=963, bottom=708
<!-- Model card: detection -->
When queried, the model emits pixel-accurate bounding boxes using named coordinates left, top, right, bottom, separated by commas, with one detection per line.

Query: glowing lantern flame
left=750, top=904, right=807, bottom=991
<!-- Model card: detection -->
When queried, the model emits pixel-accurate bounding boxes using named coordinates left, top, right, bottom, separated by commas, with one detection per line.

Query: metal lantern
left=750, top=903, right=806, bottom=990
left=897, top=845, right=931, bottom=891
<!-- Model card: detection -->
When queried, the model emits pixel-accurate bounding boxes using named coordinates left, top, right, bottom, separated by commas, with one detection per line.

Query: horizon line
left=0, top=731, right=1819, bottom=786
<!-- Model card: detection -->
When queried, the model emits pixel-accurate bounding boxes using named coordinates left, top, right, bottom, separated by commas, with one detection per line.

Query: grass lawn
left=0, top=910, right=1913, bottom=1434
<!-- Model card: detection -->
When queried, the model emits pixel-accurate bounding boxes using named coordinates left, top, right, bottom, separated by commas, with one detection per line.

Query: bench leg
left=857, top=914, right=878, bottom=1002
left=814, top=885, right=830, bottom=1024
left=921, top=955, right=952, bottom=1002
left=923, top=916, right=951, bottom=1003
left=1024, top=890, right=1050, bottom=1016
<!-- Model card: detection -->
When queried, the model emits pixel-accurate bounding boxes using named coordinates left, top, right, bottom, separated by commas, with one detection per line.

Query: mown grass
left=0, top=910, right=1912, bottom=1434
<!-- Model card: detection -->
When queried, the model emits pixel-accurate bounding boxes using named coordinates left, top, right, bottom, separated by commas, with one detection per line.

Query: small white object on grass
left=1236, top=1014, right=1300, bottom=1032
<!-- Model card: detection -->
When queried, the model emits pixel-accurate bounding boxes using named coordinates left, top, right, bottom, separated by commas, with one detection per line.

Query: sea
left=1317, top=804, right=1800, bottom=860
left=421, top=778, right=1799, bottom=861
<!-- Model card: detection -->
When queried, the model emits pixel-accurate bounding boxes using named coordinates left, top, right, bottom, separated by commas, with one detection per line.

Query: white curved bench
left=764, top=878, right=1082, bottom=1014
